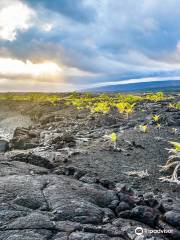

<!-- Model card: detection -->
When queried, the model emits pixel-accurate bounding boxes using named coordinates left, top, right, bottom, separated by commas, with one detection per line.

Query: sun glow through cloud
left=0, top=58, right=62, bottom=80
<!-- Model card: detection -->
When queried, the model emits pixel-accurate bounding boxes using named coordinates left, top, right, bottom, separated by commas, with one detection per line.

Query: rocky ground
left=0, top=94, right=180, bottom=240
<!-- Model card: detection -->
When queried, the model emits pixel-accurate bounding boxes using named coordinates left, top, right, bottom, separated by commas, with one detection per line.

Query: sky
left=1, top=0, right=180, bottom=91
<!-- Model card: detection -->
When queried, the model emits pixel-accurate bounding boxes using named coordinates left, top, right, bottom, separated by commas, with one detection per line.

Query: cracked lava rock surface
left=0, top=94, right=180, bottom=240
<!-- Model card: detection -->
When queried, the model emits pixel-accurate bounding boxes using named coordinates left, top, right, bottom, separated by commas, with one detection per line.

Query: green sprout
left=145, top=92, right=165, bottom=102
left=110, top=132, right=118, bottom=149
left=91, top=102, right=110, bottom=114
left=116, top=102, right=135, bottom=118
left=168, top=102, right=180, bottom=110
left=152, top=114, right=160, bottom=122
left=139, top=124, right=148, bottom=133
left=156, top=123, right=161, bottom=129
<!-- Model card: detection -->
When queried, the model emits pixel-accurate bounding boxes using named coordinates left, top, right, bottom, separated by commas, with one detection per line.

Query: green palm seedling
left=125, top=103, right=135, bottom=119
left=152, top=114, right=160, bottom=122
left=116, top=102, right=135, bottom=118
left=168, top=102, right=180, bottom=110
left=116, top=102, right=126, bottom=114
left=156, top=123, right=161, bottom=129
left=139, top=124, right=148, bottom=133
left=146, top=92, right=165, bottom=102
left=47, top=95, right=60, bottom=106
left=91, top=102, right=110, bottom=114
left=110, top=132, right=118, bottom=149
left=168, top=103, right=176, bottom=109
left=160, top=141, right=180, bottom=184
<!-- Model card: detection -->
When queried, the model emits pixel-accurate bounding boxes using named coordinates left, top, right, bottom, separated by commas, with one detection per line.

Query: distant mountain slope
left=85, top=80, right=180, bottom=92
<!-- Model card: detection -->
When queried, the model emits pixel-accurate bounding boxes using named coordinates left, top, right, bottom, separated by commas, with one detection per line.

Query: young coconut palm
left=152, top=114, right=160, bottom=122
left=110, top=132, right=118, bottom=149
left=139, top=124, right=148, bottom=133
left=160, top=141, right=180, bottom=184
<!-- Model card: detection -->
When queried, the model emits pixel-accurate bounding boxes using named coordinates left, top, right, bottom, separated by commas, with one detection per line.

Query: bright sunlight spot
left=0, top=58, right=62, bottom=79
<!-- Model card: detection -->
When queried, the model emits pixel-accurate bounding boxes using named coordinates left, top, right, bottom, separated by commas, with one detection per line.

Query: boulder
left=5, top=150, right=54, bottom=169
left=52, top=133, right=76, bottom=149
left=3, top=212, right=55, bottom=230
left=0, top=175, right=48, bottom=210
left=10, top=127, right=39, bottom=150
left=164, top=211, right=180, bottom=228
left=0, top=160, right=48, bottom=177
left=119, top=206, right=159, bottom=227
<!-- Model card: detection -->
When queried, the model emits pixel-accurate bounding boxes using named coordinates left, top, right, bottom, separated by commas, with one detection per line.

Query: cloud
left=25, top=0, right=96, bottom=23
left=1, top=0, right=180, bottom=91
left=0, top=78, right=77, bottom=92
left=0, top=0, right=35, bottom=41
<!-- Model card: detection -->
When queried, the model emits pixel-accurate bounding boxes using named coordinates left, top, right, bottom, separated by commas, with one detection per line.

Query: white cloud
left=41, top=23, right=53, bottom=32
left=0, top=0, right=35, bottom=41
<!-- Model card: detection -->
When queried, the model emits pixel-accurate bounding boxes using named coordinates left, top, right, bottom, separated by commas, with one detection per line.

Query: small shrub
left=160, top=141, right=180, bottom=184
